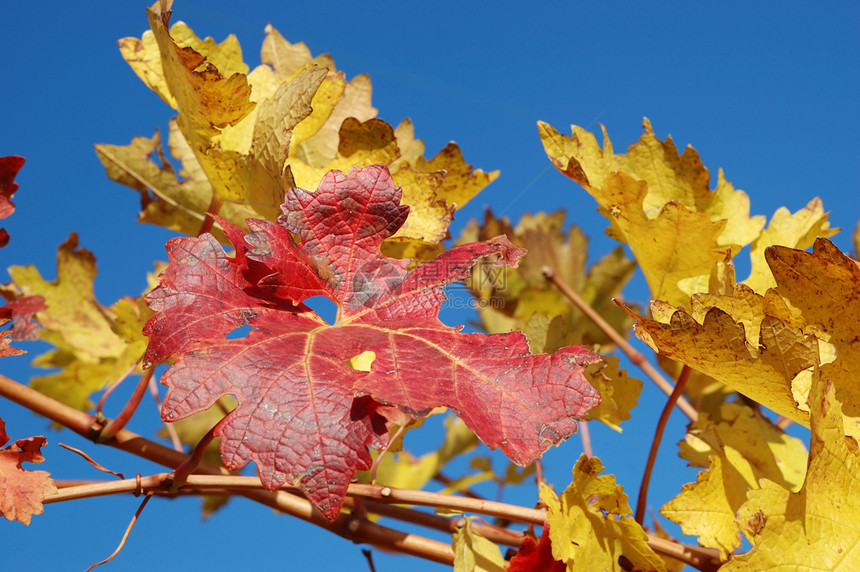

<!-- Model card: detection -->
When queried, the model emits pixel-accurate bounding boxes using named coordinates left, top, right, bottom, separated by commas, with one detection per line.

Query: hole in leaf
left=346, top=350, right=376, bottom=372
left=304, top=295, right=337, bottom=325
left=225, top=324, right=252, bottom=340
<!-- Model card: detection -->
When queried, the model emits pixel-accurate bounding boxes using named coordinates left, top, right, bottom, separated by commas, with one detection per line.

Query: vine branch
left=542, top=265, right=698, bottom=422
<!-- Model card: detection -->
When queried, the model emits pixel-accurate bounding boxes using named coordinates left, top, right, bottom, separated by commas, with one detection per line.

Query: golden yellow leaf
left=724, top=375, right=860, bottom=570
left=661, top=402, right=808, bottom=557
left=767, top=238, right=860, bottom=439
left=538, top=119, right=783, bottom=308
left=7, top=236, right=150, bottom=411
left=542, top=455, right=666, bottom=571
left=107, top=9, right=493, bottom=260
left=744, top=198, right=837, bottom=293
left=623, top=297, right=816, bottom=426
left=452, top=516, right=507, bottom=572
left=582, top=357, right=642, bottom=431
left=661, top=455, right=750, bottom=558
left=413, top=142, right=499, bottom=210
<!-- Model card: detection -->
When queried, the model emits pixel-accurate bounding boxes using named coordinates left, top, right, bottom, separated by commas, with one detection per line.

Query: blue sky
left=2, top=1, right=858, bottom=570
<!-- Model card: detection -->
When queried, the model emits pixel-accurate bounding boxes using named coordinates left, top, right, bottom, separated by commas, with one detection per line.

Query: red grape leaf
left=144, top=165, right=601, bottom=518
left=0, top=417, right=57, bottom=525
left=0, top=156, right=25, bottom=247
left=507, top=526, right=565, bottom=572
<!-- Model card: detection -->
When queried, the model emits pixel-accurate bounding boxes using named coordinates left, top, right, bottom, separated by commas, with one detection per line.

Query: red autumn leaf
left=507, top=526, right=565, bottom=572
left=1, top=295, right=47, bottom=342
left=144, top=165, right=601, bottom=519
left=0, top=417, right=57, bottom=525
left=0, top=156, right=25, bottom=248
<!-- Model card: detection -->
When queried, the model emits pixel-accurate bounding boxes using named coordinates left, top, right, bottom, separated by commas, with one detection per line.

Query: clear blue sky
left=2, top=1, right=858, bottom=570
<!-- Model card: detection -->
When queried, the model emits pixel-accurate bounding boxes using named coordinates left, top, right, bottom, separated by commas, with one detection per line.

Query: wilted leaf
left=0, top=417, right=57, bottom=525
left=145, top=165, right=601, bottom=518
left=106, top=12, right=495, bottom=262
left=766, top=238, right=860, bottom=439
left=542, top=455, right=666, bottom=571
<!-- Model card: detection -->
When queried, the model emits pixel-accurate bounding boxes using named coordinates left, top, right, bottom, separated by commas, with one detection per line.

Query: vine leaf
left=459, top=209, right=636, bottom=353
left=661, top=401, right=808, bottom=558
left=506, top=526, right=565, bottom=572
left=620, top=285, right=818, bottom=426
left=4, top=235, right=151, bottom=411
left=723, top=374, right=860, bottom=570
left=0, top=156, right=25, bottom=248
left=144, top=165, right=601, bottom=519
left=541, top=455, right=666, bottom=571
left=0, top=417, right=57, bottom=525
left=451, top=516, right=507, bottom=572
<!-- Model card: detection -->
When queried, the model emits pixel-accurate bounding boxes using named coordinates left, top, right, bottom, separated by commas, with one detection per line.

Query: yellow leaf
left=767, top=238, right=860, bottom=439
left=414, top=142, right=499, bottom=210
left=582, top=357, right=643, bottom=431
left=7, top=236, right=150, bottom=411
left=452, top=516, right=507, bottom=572
left=661, top=455, right=750, bottom=557
left=679, top=401, right=808, bottom=491
left=358, top=416, right=478, bottom=492
left=661, top=402, right=808, bottom=557
left=622, top=298, right=816, bottom=426
left=724, top=375, right=860, bottom=570
left=542, top=455, right=666, bottom=571
left=539, top=120, right=769, bottom=308
left=744, top=198, right=837, bottom=293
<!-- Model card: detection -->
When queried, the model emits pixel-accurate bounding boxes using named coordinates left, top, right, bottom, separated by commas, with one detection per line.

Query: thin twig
left=44, top=473, right=720, bottom=570
left=58, top=443, right=124, bottom=480
left=95, top=359, right=141, bottom=418
left=147, top=373, right=183, bottom=452
left=542, top=266, right=698, bottom=422
left=579, top=420, right=593, bottom=458
left=169, top=417, right=223, bottom=488
left=84, top=493, right=152, bottom=572
left=362, top=549, right=376, bottom=572
left=98, top=369, right=154, bottom=442
left=775, top=416, right=794, bottom=430
left=371, top=424, right=407, bottom=484
left=635, top=365, right=691, bottom=525
left=198, top=199, right=222, bottom=237
left=1, top=373, right=720, bottom=570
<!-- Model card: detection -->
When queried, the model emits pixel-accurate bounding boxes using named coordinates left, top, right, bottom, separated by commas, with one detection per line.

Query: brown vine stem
left=541, top=266, right=698, bottom=422
left=45, top=473, right=721, bottom=571
left=197, top=197, right=222, bottom=237
left=3, top=373, right=721, bottom=570
left=0, top=374, right=455, bottom=565
left=635, top=364, right=691, bottom=525
left=98, top=368, right=154, bottom=442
